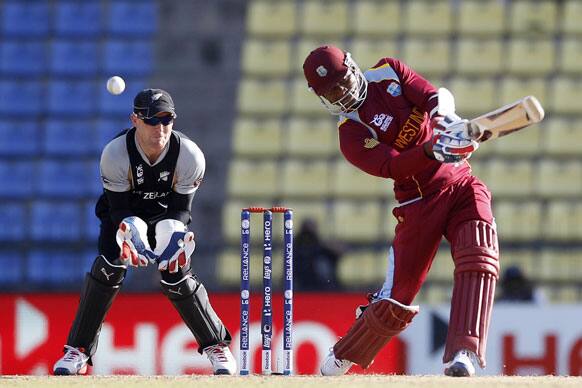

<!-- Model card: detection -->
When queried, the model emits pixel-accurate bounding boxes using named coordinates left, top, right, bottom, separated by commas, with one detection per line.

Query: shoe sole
left=53, top=368, right=73, bottom=376
left=444, top=362, right=472, bottom=377
left=213, top=369, right=232, bottom=375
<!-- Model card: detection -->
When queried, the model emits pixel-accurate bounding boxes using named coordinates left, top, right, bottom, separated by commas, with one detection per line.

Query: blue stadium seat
left=0, top=203, right=26, bottom=241
left=30, top=201, right=82, bottom=241
left=44, top=119, right=97, bottom=156
left=95, top=119, right=131, bottom=149
left=86, top=161, right=104, bottom=199
left=0, top=251, right=23, bottom=284
left=28, top=250, right=85, bottom=283
left=98, top=79, right=146, bottom=115
left=84, top=201, right=100, bottom=241
left=0, top=120, right=39, bottom=156
left=0, top=81, right=43, bottom=117
left=2, top=1, right=50, bottom=37
left=0, top=41, right=46, bottom=76
left=38, top=160, right=92, bottom=198
left=47, top=81, right=95, bottom=117
left=50, top=41, right=99, bottom=76
left=0, top=162, right=34, bottom=198
left=108, top=1, right=157, bottom=36
left=103, top=41, right=153, bottom=76
left=54, top=1, right=102, bottom=37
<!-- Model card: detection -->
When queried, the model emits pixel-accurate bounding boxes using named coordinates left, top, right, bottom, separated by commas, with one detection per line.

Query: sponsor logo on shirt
left=158, top=171, right=170, bottom=182
left=364, top=138, right=380, bottom=149
left=136, top=164, right=144, bottom=185
left=387, top=82, right=401, bottom=96
left=370, top=113, right=394, bottom=132
left=394, top=107, right=424, bottom=149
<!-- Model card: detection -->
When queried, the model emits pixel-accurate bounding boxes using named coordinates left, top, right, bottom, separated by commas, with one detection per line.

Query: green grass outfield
left=1, top=375, right=581, bottom=388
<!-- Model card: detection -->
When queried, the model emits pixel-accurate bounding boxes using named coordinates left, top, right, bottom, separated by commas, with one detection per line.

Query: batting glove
left=154, top=219, right=196, bottom=273
left=431, top=115, right=479, bottom=163
left=116, top=216, right=155, bottom=267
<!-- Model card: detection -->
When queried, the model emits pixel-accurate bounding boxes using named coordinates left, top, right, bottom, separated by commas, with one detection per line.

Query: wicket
left=240, top=207, right=293, bottom=376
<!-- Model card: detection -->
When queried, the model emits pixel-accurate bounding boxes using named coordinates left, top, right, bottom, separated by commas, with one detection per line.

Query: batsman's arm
left=338, top=120, right=434, bottom=181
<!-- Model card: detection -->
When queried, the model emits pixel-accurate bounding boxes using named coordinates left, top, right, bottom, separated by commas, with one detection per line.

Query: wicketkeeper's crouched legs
left=333, top=298, right=419, bottom=368
left=444, top=220, right=499, bottom=368
left=66, top=255, right=127, bottom=362
left=160, top=271, right=231, bottom=353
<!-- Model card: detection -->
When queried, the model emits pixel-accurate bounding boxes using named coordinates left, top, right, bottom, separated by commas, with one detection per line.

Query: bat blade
left=468, top=96, right=545, bottom=142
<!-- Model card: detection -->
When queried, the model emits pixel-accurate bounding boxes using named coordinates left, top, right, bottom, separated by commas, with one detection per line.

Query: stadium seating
left=28, top=250, right=85, bottom=284
left=47, top=81, right=95, bottom=117
left=0, top=251, right=23, bottom=284
left=285, top=117, right=337, bottom=157
left=0, top=81, right=43, bottom=117
left=494, top=201, right=542, bottom=241
left=0, top=203, right=26, bottom=241
left=103, top=41, right=153, bottom=76
left=0, top=121, right=39, bottom=156
left=350, top=39, right=399, bottom=70
left=227, top=159, right=278, bottom=198
left=0, top=41, right=46, bottom=76
left=44, top=120, right=97, bottom=156
left=353, top=1, right=400, bottom=37
left=562, top=0, right=582, bottom=35
left=242, top=40, right=292, bottom=77
left=455, top=39, right=503, bottom=75
left=281, top=159, right=330, bottom=198
left=403, top=0, right=452, bottom=36
left=509, top=1, right=557, bottom=35
left=30, top=202, right=82, bottom=242
left=0, top=162, right=35, bottom=198
left=300, top=0, right=349, bottom=37
left=38, top=160, right=92, bottom=198
left=108, top=1, right=157, bottom=37
left=54, top=1, right=102, bottom=37
left=507, top=39, right=555, bottom=75
left=237, top=79, right=287, bottom=115
left=401, top=39, right=451, bottom=76
left=2, top=1, right=50, bottom=37
left=458, top=1, right=505, bottom=36
left=50, top=41, right=100, bottom=76
left=559, top=39, right=582, bottom=75
left=246, top=1, right=297, bottom=37
left=232, top=118, right=284, bottom=157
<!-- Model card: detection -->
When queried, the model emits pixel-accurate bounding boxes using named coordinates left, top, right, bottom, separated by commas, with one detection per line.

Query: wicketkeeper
left=303, top=45, right=498, bottom=377
left=53, top=89, right=236, bottom=375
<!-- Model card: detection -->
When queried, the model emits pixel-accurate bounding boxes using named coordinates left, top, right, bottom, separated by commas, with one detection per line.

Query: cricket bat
left=437, top=88, right=545, bottom=143
left=467, top=95, right=545, bottom=142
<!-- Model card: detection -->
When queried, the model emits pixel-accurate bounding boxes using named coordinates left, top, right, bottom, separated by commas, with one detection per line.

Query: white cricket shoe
left=53, top=345, right=89, bottom=375
left=203, top=344, right=237, bottom=375
left=444, top=349, right=477, bottom=377
left=320, top=349, right=354, bottom=376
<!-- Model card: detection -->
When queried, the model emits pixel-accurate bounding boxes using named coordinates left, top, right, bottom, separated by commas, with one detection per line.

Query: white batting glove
left=116, top=216, right=155, bottom=267
left=431, top=115, right=479, bottom=163
left=154, top=219, right=196, bottom=273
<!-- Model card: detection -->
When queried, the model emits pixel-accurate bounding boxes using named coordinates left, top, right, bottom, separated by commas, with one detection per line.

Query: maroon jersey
left=337, top=58, right=471, bottom=203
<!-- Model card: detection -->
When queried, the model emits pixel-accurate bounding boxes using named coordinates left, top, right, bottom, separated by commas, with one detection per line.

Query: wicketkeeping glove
left=431, top=115, right=479, bottom=163
left=115, top=216, right=155, bottom=267
left=154, top=219, right=196, bottom=273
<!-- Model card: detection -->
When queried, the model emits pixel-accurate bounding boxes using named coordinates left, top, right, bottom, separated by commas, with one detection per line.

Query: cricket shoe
left=203, top=344, right=237, bottom=375
left=444, top=349, right=477, bottom=377
left=320, top=349, right=354, bottom=376
left=53, top=345, right=89, bottom=375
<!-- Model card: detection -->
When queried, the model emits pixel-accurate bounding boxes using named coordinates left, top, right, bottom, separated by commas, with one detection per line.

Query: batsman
left=53, top=88, right=236, bottom=375
left=303, top=45, right=499, bottom=377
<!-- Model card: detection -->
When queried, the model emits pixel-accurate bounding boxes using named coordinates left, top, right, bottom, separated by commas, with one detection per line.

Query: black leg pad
left=66, top=256, right=126, bottom=362
left=161, top=275, right=231, bottom=353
